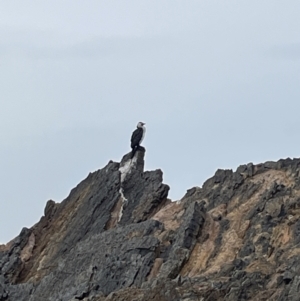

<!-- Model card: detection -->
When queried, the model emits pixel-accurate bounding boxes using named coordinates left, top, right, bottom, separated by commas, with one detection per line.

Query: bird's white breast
left=140, top=126, right=146, bottom=143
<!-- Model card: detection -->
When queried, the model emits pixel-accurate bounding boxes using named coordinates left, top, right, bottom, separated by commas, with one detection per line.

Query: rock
left=0, top=275, right=8, bottom=301
left=44, top=199, right=57, bottom=219
left=283, top=271, right=293, bottom=284
left=2, top=155, right=300, bottom=300
left=286, top=276, right=300, bottom=301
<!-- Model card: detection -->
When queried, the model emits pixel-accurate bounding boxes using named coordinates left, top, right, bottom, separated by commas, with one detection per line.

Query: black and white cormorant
left=130, top=122, right=146, bottom=158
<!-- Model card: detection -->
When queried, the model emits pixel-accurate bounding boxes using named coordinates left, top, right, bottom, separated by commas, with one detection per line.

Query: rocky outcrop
left=1, top=151, right=300, bottom=300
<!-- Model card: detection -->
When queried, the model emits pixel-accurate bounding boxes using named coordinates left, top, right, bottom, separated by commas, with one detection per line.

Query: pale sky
left=1, top=1, right=299, bottom=243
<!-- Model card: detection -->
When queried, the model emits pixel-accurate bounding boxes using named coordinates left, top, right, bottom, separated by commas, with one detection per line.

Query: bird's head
left=137, top=122, right=145, bottom=128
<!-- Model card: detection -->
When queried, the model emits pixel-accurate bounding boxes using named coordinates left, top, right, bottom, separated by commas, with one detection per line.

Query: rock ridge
left=1, top=153, right=300, bottom=300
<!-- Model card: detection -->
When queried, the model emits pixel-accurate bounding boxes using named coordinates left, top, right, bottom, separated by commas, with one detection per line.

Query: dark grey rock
left=44, top=199, right=57, bottom=219
left=286, top=276, right=300, bottom=301
left=0, top=275, right=8, bottom=301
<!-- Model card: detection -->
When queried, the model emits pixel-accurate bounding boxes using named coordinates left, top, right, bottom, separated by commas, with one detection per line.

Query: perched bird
left=130, top=122, right=146, bottom=158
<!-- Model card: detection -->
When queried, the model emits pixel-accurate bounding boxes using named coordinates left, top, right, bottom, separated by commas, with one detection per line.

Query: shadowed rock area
left=1, top=151, right=300, bottom=300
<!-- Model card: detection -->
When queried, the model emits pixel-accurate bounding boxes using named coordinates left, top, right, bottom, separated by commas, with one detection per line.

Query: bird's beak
left=142, top=122, right=145, bottom=125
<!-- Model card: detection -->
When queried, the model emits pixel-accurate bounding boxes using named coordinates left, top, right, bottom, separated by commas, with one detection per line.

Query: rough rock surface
left=1, top=150, right=300, bottom=300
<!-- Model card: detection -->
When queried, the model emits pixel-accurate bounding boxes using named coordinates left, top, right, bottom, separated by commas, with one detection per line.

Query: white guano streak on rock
left=118, top=188, right=127, bottom=222
left=118, top=157, right=137, bottom=222
left=119, top=157, right=137, bottom=183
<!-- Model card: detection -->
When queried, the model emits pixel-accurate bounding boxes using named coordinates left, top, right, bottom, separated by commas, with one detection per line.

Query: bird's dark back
left=131, top=128, right=143, bottom=148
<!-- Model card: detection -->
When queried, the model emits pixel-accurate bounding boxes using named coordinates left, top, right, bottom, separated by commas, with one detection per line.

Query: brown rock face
left=1, top=153, right=300, bottom=301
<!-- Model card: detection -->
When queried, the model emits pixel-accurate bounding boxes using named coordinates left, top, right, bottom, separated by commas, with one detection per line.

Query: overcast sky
left=1, top=1, right=299, bottom=243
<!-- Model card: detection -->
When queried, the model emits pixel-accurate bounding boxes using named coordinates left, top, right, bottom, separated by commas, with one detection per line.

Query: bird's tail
left=131, top=146, right=137, bottom=159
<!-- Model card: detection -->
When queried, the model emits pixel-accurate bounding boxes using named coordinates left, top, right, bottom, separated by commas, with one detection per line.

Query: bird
left=130, top=122, right=146, bottom=158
